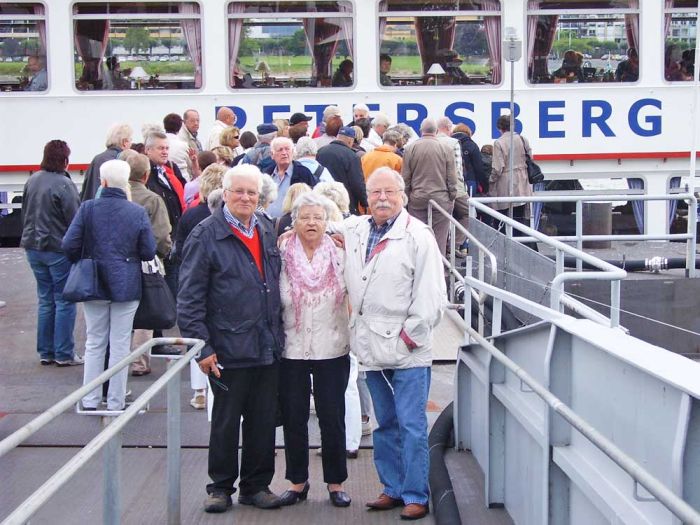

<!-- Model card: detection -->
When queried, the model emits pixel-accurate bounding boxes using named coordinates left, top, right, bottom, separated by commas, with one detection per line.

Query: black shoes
left=238, top=488, right=282, bottom=509
left=278, top=481, right=310, bottom=506
left=151, top=345, right=182, bottom=356
left=204, top=491, right=232, bottom=513
left=328, top=487, right=352, bottom=507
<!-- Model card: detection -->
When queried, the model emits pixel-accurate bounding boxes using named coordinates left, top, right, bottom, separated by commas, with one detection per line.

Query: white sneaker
left=190, top=393, right=206, bottom=410
left=56, top=355, right=85, bottom=367
left=361, top=419, right=372, bottom=436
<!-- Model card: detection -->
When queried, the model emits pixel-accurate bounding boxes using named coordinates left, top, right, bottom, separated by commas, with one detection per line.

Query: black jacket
left=452, top=132, right=487, bottom=190
left=263, top=160, right=317, bottom=187
left=21, top=170, right=80, bottom=253
left=62, top=188, right=156, bottom=302
left=174, top=202, right=210, bottom=263
left=316, top=140, right=368, bottom=214
left=146, top=161, right=187, bottom=233
left=177, top=208, right=284, bottom=368
left=80, top=147, right=121, bottom=201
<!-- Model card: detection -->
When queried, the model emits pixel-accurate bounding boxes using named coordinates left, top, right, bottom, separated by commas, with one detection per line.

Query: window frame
left=0, top=1, right=49, bottom=94
left=70, top=0, right=204, bottom=94
left=662, top=3, right=699, bottom=84
left=376, top=1, right=503, bottom=90
left=525, top=2, right=641, bottom=87
left=225, top=0, right=356, bottom=91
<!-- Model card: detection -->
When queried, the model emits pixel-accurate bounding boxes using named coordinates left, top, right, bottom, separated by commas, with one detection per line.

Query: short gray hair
left=121, top=151, right=150, bottom=182
left=99, top=159, right=130, bottom=191
left=142, top=123, right=164, bottom=143
left=105, top=123, right=133, bottom=148
left=366, top=167, right=405, bottom=192
left=381, top=130, right=402, bottom=147
left=290, top=192, right=337, bottom=224
left=436, top=116, right=453, bottom=132
left=322, top=105, right=341, bottom=122
left=294, top=136, right=318, bottom=158
left=389, top=123, right=413, bottom=145
left=420, top=118, right=437, bottom=135
left=207, top=188, right=224, bottom=214
left=259, top=173, right=279, bottom=208
left=145, top=131, right=167, bottom=148
left=372, top=113, right=391, bottom=129
left=270, top=136, right=293, bottom=153
left=353, top=103, right=369, bottom=114
left=223, top=164, right=264, bottom=193
left=258, top=131, right=277, bottom=143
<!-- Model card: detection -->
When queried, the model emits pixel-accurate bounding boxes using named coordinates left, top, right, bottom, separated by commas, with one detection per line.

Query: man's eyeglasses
left=225, top=188, right=259, bottom=198
left=369, top=189, right=400, bottom=198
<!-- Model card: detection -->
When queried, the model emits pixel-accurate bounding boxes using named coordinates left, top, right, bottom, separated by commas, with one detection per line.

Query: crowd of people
left=20, top=104, right=538, bottom=519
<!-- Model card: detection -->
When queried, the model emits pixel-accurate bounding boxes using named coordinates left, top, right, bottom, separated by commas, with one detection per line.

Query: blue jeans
left=25, top=249, right=76, bottom=361
left=366, top=366, right=431, bottom=505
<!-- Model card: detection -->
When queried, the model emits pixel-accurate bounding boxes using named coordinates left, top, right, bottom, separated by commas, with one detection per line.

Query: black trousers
left=279, top=355, right=350, bottom=485
left=207, top=362, right=279, bottom=496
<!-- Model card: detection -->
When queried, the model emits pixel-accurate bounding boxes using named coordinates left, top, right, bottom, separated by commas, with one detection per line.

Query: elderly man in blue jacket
left=177, top=164, right=285, bottom=514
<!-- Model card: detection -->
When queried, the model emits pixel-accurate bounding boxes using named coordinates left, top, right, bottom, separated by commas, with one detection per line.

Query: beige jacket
left=401, top=135, right=458, bottom=204
left=129, top=181, right=172, bottom=258
left=488, top=131, right=533, bottom=210
left=279, top=243, right=350, bottom=360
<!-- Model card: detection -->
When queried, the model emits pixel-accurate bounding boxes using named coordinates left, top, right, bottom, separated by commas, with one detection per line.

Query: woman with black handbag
left=62, top=159, right=156, bottom=411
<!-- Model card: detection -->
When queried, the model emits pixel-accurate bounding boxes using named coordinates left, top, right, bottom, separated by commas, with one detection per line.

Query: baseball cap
left=338, top=126, right=356, bottom=139
left=289, top=112, right=313, bottom=126
left=256, top=123, right=278, bottom=135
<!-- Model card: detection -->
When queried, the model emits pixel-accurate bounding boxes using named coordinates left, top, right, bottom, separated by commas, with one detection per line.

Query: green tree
left=124, top=27, right=150, bottom=53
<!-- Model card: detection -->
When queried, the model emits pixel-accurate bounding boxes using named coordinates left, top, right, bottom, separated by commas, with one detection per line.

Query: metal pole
left=167, top=359, right=182, bottom=525
left=508, top=59, right=515, bottom=222
left=575, top=200, right=583, bottom=272
left=103, top=424, right=121, bottom=525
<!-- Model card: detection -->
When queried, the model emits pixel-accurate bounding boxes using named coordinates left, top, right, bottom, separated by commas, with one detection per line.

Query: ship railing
left=449, top=271, right=700, bottom=525
left=0, top=337, right=204, bottom=525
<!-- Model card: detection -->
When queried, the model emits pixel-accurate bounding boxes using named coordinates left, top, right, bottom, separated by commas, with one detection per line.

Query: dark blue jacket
left=263, top=160, right=317, bottom=187
left=452, top=132, right=487, bottom=191
left=62, top=188, right=156, bottom=302
left=177, top=207, right=284, bottom=368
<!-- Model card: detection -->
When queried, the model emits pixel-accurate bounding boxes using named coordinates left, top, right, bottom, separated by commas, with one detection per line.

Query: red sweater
left=230, top=226, right=264, bottom=278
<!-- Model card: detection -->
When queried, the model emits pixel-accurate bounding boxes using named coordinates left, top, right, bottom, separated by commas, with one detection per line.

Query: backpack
left=311, top=163, right=324, bottom=184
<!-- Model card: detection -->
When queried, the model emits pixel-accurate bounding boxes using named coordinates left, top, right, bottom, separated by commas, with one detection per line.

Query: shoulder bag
left=63, top=205, right=101, bottom=303
left=520, top=136, right=545, bottom=185
left=133, top=257, right=177, bottom=330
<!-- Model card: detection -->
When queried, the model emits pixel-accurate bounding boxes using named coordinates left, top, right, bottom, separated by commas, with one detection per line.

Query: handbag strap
left=519, top=135, right=531, bottom=161
left=80, top=203, right=95, bottom=260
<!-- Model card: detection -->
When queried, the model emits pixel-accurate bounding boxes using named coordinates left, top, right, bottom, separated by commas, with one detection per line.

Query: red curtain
left=303, top=18, right=341, bottom=84
left=414, top=16, right=456, bottom=74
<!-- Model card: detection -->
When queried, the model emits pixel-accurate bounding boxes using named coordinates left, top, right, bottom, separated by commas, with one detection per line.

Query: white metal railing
left=451, top=269, right=700, bottom=525
left=0, top=337, right=204, bottom=525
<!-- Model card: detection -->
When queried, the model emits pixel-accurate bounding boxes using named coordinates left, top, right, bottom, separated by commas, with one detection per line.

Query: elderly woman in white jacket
left=277, top=192, right=352, bottom=508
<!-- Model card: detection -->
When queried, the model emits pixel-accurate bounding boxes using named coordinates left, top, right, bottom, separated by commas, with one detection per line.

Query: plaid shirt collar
left=365, top=213, right=399, bottom=262
left=223, top=204, right=258, bottom=239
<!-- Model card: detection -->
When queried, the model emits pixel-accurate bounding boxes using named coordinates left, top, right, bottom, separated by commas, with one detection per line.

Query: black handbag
left=63, top=205, right=102, bottom=303
left=133, top=258, right=177, bottom=330
left=520, top=136, right=545, bottom=185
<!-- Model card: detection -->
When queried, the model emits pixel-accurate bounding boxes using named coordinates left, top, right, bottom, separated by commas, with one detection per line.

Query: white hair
left=290, top=192, right=337, bottom=224
left=144, top=130, right=167, bottom=148
left=207, top=188, right=224, bottom=214
left=142, top=123, right=164, bottom=143
left=322, top=105, right=341, bottom=122
left=313, top=180, right=350, bottom=215
left=270, top=136, right=293, bottom=153
left=354, top=103, right=370, bottom=114
left=99, top=159, right=130, bottom=192
left=366, top=167, right=405, bottom=192
left=105, top=123, right=133, bottom=148
left=294, top=136, right=318, bottom=158
left=420, top=118, right=438, bottom=135
left=372, top=113, right=391, bottom=129
left=259, top=173, right=279, bottom=208
left=223, top=164, right=264, bottom=193
left=436, top=116, right=453, bottom=132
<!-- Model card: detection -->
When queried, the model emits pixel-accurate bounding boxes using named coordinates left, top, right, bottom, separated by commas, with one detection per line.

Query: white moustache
left=374, top=203, right=392, bottom=209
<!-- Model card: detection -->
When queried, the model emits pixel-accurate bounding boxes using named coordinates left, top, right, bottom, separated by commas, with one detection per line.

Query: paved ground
left=0, top=248, right=511, bottom=524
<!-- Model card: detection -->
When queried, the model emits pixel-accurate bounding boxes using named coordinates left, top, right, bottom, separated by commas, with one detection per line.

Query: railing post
left=687, top=195, right=697, bottom=278
left=551, top=250, right=564, bottom=312
left=449, top=221, right=456, bottom=300
left=428, top=202, right=433, bottom=229
left=103, top=421, right=121, bottom=525
left=575, top=200, right=583, bottom=272
left=167, top=359, right=182, bottom=525
left=465, top=259, right=473, bottom=344
left=610, top=280, right=620, bottom=328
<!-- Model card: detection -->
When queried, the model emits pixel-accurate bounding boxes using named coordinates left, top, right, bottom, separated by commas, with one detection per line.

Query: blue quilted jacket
left=62, top=187, right=156, bottom=302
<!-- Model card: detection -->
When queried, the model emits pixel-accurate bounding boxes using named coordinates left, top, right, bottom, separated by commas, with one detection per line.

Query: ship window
left=663, top=1, right=697, bottom=82
left=377, top=0, right=502, bottom=88
left=526, top=1, right=641, bottom=85
left=71, top=2, right=202, bottom=91
left=227, top=1, right=354, bottom=90
left=0, top=3, right=48, bottom=93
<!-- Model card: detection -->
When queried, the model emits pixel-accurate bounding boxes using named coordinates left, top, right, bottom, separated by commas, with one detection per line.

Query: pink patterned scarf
left=283, top=233, right=344, bottom=331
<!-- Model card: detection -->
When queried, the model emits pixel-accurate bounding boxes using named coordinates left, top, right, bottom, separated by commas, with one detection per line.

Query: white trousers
left=344, top=353, right=362, bottom=450
left=190, top=359, right=208, bottom=390
left=82, top=300, right=139, bottom=410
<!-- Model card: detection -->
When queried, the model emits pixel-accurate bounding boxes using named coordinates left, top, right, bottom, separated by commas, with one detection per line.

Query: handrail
left=0, top=337, right=204, bottom=525
left=452, top=274, right=700, bottom=525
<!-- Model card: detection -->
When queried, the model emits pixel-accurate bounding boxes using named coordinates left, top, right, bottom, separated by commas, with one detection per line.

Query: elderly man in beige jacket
left=401, top=118, right=458, bottom=257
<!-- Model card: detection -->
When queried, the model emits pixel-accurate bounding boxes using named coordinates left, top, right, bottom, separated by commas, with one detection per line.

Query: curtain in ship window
left=481, top=0, right=501, bottom=84
left=74, top=20, right=110, bottom=86
left=180, top=4, right=202, bottom=88
left=664, top=0, right=674, bottom=37
left=414, top=16, right=456, bottom=75
left=527, top=1, right=558, bottom=81
left=303, top=18, right=341, bottom=84
left=228, top=4, right=244, bottom=86
left=627, top=178, right=644, bottom=233
left=33, top=4, right=46, bottom=55
left=378, top=0, right=387, bottom=43
left=624, top=0, right=639, bottom=53
left=338, top=4, right=353, bottom=61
